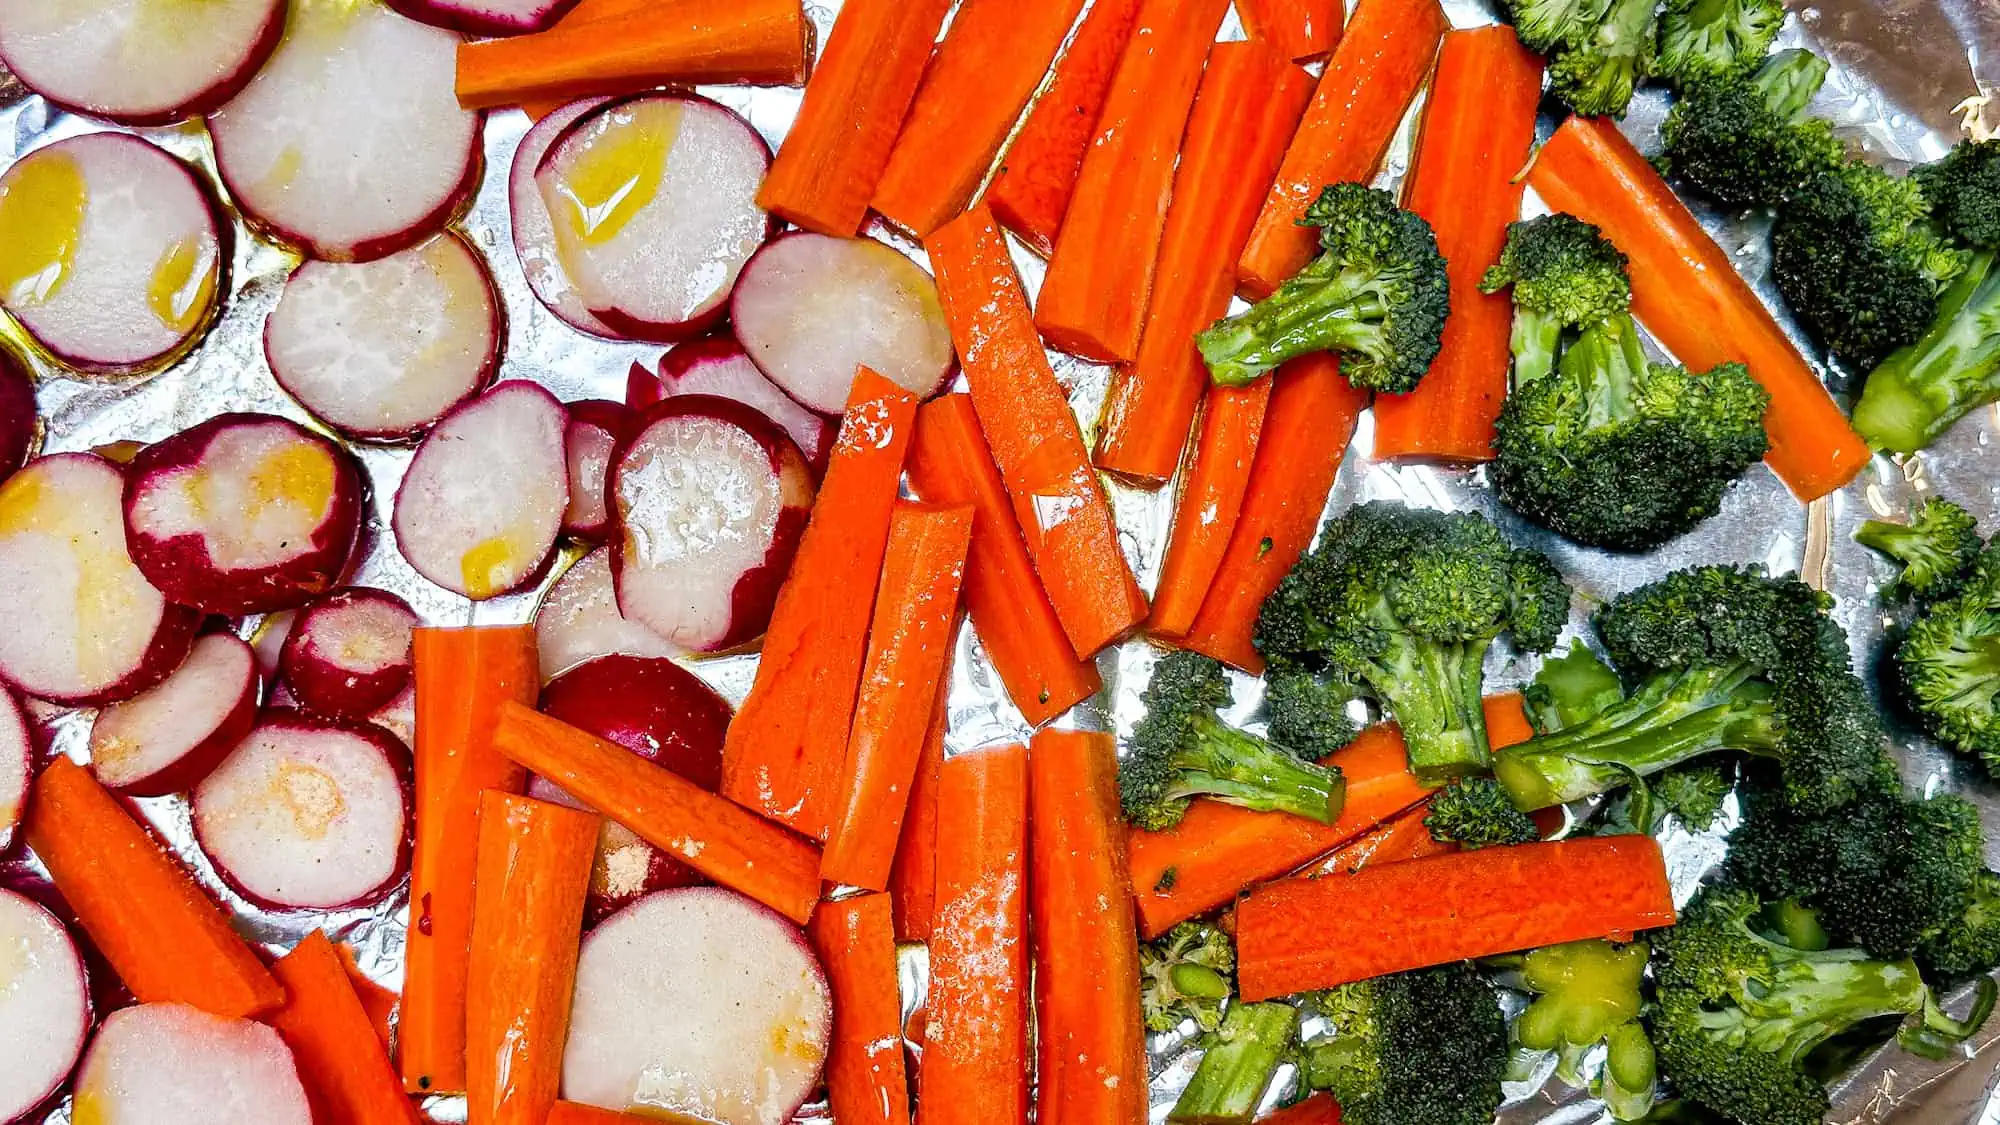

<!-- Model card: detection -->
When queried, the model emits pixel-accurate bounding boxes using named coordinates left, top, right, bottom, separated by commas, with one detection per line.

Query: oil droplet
left=273, top=760, right=346, bottom=839
left=0, top=470, right=135, bottom=685
left=460, top=535, right=520, bottom=600
left=69, top=1084, right=108, bottom=1125
left=0, top=472, right=44, bottom=535
left=545, top=101, right=683, bottom=247
left=247, top=442, right=336, bottom=516
left=0, top=150, right=86, bottom=308
left=258, top=145, right=304, bottom=198
left=148, top=235, right=214, bottom=334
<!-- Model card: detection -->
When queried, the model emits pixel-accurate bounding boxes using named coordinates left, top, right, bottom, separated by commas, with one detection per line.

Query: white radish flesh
left=0, top=133, right=226, bottom=374
left=660, top=336, right=831, bottom=466
left=0, top=889, right=88, bottom=1124
left=511, top=97, right=617, bottom=338
left=70, top=1003, right=311, bottom=1125
left=533, top=547, right=680, bottom=682
left=0, top=688, right=24, bottom=847
left=386, top=0, right=580, bottom=36
left=0, top=350, right=35, bottom=484
left=394, top=382, right=570, bottom=600
left=265, top=233, right=501, bottom=440
left=0, top=0, right=282, bottom=125
left=89, top=632, right=259, bottom=798
left=563, top=887, right=831, bottom=1125
left=562, top=400, right=632, bottom=542
left=280, top=588, right=420, bottom=722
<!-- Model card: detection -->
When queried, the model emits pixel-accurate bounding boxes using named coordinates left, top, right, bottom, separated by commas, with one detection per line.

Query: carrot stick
left=1306, top=801, right=1455, bottom=877
left=807, top=893, right=913, bottom=1125
left=906, top=394, right=1102, bottom=724
left=1093, top=40, right=1314, bottom=485
left=1179, top=354, right=1367, bottom=672
left=871, top=0, right=1088, bottom=237
left=269, top=932, right=421, bottom=1125
left=455, top=0, right=811, bottom=110
left=1528, top=117, right=1871, bottom=501
left=890, top=678, right=948, bottom=942
left=821, top=502, right=973, bottom=891
left=757, top=0, right=954, bottom=235
left=1127, top=695, right=1532, bottom=937
left=1257, top=1094, right=1344, bottom=1125
left=22, top=757, right=284, bottom=1020
left=1236, top=0, right=1345, bottom=62
left=1238, top=0, right=1448, bottom=299
left=926, top=205, right=1148, bottom=657
left=496, top=702, right=824, bottom=923
left=465, top=793, right=597, bottom=1125
left=920, top=743, right=1031, bottom=1121
left=1033, top=0, right=1232, bottom=363
left=722, top=370, right=919, bottom=839
left=1150, top=382, right=1274, bottom=639
left=1027, top=730, right=1148, bottom=1125
left=338, top=944, right=399, bottom=1054
left=1371, top=27, right=1545, bottom=463
left=548, top=1104, right=660, bottom=1125
left=401, top=625, right=538, bottom=1096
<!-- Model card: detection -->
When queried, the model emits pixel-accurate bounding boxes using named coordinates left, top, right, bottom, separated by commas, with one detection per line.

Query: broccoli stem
left=1852, top=251, right=2000, bottom=455
left=1364, top=636, right=1494, bottom=785
left=1170, top=962, right=1234, bottom=1002
left=1566, top=314, right=1649, bottom=429
left=1512, top=307, right=1565, bottom=387
left=1735, top=954, right=1931, bottom=1062
left=1754, top=49, right=1832, bottom=121
left=1199, top=258, right=1391, bottom=387
left=1598, top=1022, right=1659, bottom=1120
left=1168, top=1002, right=1300, bottom=1124
left=1169, top=713, right=1348, bottom=824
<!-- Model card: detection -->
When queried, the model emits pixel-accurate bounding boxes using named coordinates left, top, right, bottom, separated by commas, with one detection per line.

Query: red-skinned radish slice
left=609, top=397, right=813, bottom=652
left=0, top=453, right=198, bottom=706
left=532, top=94, right=773, bottom=343
left=386, top=0, right=580, bottom=36
left=0, top=350, right=35, bottom=484
left=88, top=632, right=259, bottom=798
left=279, top=588, right=419, bottom=722
left=562, top=887, right=831, bottom=1124
left=394, top=381, right=570, bottom=600
left=265, top=233, right=502, bottom=441
left=0, top=889, right=89, bottom=1124
left=192, top=711, right=412, bottom=911
left=730, top=232, right=955, bottom=412
left=533, top=547, right=680, bottom=682
left=563, top=400, right=634, bottom=542
left=512, top=97, right=617, bottom=338
left=661, top=336, right=832, bottom=467
left=0, top=134, right=228, bottom=375
left=70, top=1003, right=311, bottom=1125
left=626, top=360, right=665, bottom=410
left=0, top=687, right=27, bottom=849
left=124, top=413, right=366, bottom=616
left=369, top=683, right=416, bottom=748
left=207, top=0, right=480, bottom=262
left=0, top=0, right=283, bottom=126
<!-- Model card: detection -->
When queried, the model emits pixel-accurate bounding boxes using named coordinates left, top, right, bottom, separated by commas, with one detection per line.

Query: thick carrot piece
left=548, top=1104, right=660, bottom=1125
left=807, top=894, right=913, bottom=1125
left=1236, top=0, right=1345, bottom=62
left=497, top=702, right=824, bottom=923
left=401, top=625, right=538, bottom=1096
left=1181, top=354, right=1368, bottom=672
left=757, top=0, right=953, bottom=235
left=927, top=206, right=1148, bottom=658
left=1529, top=117, right=1870, bottom=500
left=920, top=744, right=1031, bottom=1123
left=1307, top=801, right=1454, bottom=877
left=890, top=681, right=947, bottom=942
left=1237, top=835, right=1678, bottom=1000
left=1371, top=27, right=1545, bottom=463
left=722, top=371, right=919, bottom=839
left=466, top=793, right=597, bottom=1125
left=822, top=502, right=973, bottom=890
left=1028, top=730, right=1148, bottom=1125
left=1094, top=40, right=1314, bottom=485
left=339, top=944, right=399, bottom=1054
left=1033, top=0, right=1232, bottom=363
left=1150, top=382, right=1275, bottom=638
left=270, top=932, right=421, bottom=1125
left=22, top=757, right=283, bottom=1020
left=1258, top=1094, right=1344, bottom=1125
left=906, top=394, right=1102, bottom=724
left=1238, top=0, right=1448, bottom=299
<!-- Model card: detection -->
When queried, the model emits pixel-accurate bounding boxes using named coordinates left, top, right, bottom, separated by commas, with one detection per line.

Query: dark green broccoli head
left=1481, top=214, right=1633, bottom=386
left=1898, top=544, right=2000, bottom=770
left=1918, top=869, right=2000, bottom=984
left=1854, top=496, right=1984, bottom=603
left=1653, top=764, right=1733, bottom=831
left=1525, top=644, right=1627, bottom=734
left=1547, top=0, right=1660, bottom=118
left=1264, top=670, right=1359, bottom=761
left=1304, top=964, right=1508, bottom=1125
left=1658, top=49, right=1846, bottom=208
left=1654, top=0, right=1786, bottom=86
left=1849, top=249, right=2000, bottom=455
left=1425, top=777, right=1539, bottom=849
left=1916, top=139, right=2000, bottom=249
left=1139, top=921, right=1235, bottom=1034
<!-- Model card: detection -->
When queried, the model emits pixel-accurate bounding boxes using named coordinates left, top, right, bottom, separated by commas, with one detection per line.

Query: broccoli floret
left=1653, top=764, right=1733, bottom=830
left=1480, top=215, right=1633, bottom=386
left=1264, top=671, right=1358, bottom=761
left=1654, top=0, right=1786, bottom=86
left=1854, top=496, right=1983, bottom=603
left=1512, top=940, right=1657, bottom=1119
left=1896, top=544, right=2000, bottom=769
left=1547, top=0, right=1659, bottom=118
left=1120, top=651, right=1346, bottom=831
left=1916, top=139, right=2000, bottom=248
left=1849, top=249, right=2000, bottom=454
left=1140, top=921, right=1236, bottom=1034
left=1499, top=0, right=1610, bottom=53
left=1918, top=870, right=2000, bottom=984
left=1170, top=1001, right=1299, bottom=1123
left=1525, top=645, right=1628, bottom=734
left=1658, top=49, right=1846, bottom=208
left=1302, top=964, right=1508, bottom=1125
left=1199, top=184, right=1449, bottom=394
left=1426, top=777, right=1540, bottom=849
left=1255, top=502, right=1571, bottom=785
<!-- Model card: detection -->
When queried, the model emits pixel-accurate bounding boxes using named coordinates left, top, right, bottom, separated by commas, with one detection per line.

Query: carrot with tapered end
left=1028, top=730, right=1148, bottom=1125
left=401, top=625, right=538, bottom=1096
left=338, top=944, right=399, bottom=1053
left=891, top=679, right=949, bottom=942
left=1308, top=802, right=1454, bottom=877
left=466, top=793, right=597, bottom=1125
left=822, top=502, right=973, bottom=890
left=1150, top=382, right=1275, bottom=638
left=496, top=702, right=824, bottom=923
left=1238, top=0, right=1448, bottom=299
left=722, top=371, right=919, bottom=839
left=1236, top=0, right=1344, bottom=62
left=1094, top=40, right=1314, bottom=485
left=808, top=893, right=912, bottom=1125
left=269, top=932, right=421, bottom=1125
left=1528, top=116, right=1870, bottom=501
left=1034, top=0, right=1232, bottom=363
left=1371, top=28, right=1544, bottom=462
left=23, top=757, right=284, bottom=1020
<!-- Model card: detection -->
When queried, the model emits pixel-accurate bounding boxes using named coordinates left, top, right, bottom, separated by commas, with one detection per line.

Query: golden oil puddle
left=148, top=235, right=215, bottom=335
left=0, top=151, right=86, bottom=309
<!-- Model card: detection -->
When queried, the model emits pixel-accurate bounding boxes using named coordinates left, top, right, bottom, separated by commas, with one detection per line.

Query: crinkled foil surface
left=4, top=0, right=1999, bottom=1121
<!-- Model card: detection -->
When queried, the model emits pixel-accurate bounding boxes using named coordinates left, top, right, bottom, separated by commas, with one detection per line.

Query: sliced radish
left=626, top=360, right=665, bottom=409
left=386, top=0, right=580, bottom=36
left=279, top=588, right=419, bottom=722
left=512, top=97, right=617, bottom=338
left=609, top=397, right=814, bottom=652
left=0, top=133, right=227, bottom=375
left=265, top=233, right=502, bottom=441
left=0, top=454, right=198, bottom=706
left=661, top=336, right=832, bottom=467
left=0, top=888, right=88, bottom=1124
left=532, top=94, right=773, bottom=343
left=563, top=400, right=635, bottom=543
left=562, top=887, right=831, bottom=1123
left=394, top=382, right=570, bottom=600
left=731, top=232, right=955, bottom=413
left=124, top=413, right=365, bottom=616
left=369, top=684, right=416, bottom=748
left=0, top=350, right=34, bottom=485
left=533, top=547, right=680, bottom=682
left=71, top=1003, right=311, bottom=1125
left=0, top=688, right=28, bottom=850
left=192, top=711, right=411, bottom=911
left=0, top=0, right=282, bottom=126
left=88, top=632, right=259, bottom=798
left=207, top=0, right=480, bottom=262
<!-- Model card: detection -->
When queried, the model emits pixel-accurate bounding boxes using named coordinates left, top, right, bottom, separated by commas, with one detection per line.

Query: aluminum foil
left=2, top=0, right=1997, bottom=1121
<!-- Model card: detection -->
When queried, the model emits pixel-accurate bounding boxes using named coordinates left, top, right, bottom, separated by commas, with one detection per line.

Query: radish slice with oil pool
left=0, top=687, right=28, bottom=848
left=394, top=381, right=570, bottom=600
left=0, top=133, right=227, bottom=375
left=207, top=0, right=480, bottom=262
left=533, top=547, right=680, bottom=682
left=512, top=97, right=617, bottom=338
left=661, top=335, right=832, bottom=467
left=265, top=233, right=502, bottom=441
left=0, top=350, right=35, bottom=485
left=386, top=0, right=580, bottom=36
left=88, top=632, right=259, bottom=798
left=563, top=400, right=635, bottom=543
left=0, top=888, right=89, bottom=1124
left=279, top=587, right=419, bottom=722
left=0, top=0, right=283, bottom=126
left=70, top=1003, right=311, bottom=1125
